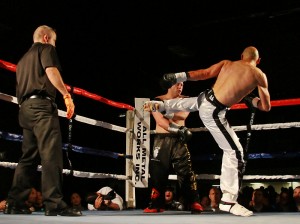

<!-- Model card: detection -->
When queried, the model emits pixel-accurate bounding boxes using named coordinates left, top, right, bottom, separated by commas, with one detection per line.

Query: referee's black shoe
left=45, top=207, right=82, bottom=216
left=3, top=203, right=32, bottom=215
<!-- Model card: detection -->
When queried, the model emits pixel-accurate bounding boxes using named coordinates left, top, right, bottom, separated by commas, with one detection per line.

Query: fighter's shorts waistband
left=205, top=89, right=227, bottom=110
left=154, top=133, right=178, bottom=138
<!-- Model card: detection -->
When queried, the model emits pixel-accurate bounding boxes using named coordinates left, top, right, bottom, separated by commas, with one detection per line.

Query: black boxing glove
left=167, top=122, right=192, bottom=142
left=160, top=72, right=188, bottom=90
left=177, top=126, right=192, bottom=143
left=243, top=94, right=260, bottom=111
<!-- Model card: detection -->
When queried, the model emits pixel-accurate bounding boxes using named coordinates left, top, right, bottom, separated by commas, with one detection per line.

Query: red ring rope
left=0, top=59, right=134, bottom=110
left=1, top=58, right=299, bottom=109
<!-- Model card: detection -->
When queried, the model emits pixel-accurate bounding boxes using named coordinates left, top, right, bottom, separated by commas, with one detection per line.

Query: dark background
left=0, top=0, right=299, bottom=208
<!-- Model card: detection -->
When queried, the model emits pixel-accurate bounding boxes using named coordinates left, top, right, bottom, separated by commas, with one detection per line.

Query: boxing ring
left=0, top=210, right=299, bottom=224
left=1, top=58, right=300, bottom=223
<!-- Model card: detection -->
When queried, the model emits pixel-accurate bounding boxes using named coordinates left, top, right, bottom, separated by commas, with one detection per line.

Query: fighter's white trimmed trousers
left=163, top=91, right=245, bottom=203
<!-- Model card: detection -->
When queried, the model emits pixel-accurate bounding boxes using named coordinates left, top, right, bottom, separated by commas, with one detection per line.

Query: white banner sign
left=132, top=98, right=150, bottom=188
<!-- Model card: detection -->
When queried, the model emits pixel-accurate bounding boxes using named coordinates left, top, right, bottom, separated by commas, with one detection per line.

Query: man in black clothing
left=143, top=82, right=203, bottom=213
left=4, top=25, right=80, bottom=216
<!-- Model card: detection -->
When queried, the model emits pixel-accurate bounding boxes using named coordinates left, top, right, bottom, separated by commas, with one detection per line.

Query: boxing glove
left=160, top=72, right=188, bottom=90
left=177, top=126, right=192, bottom=143
left=243, top=94, right=260, bottom=111
left=167, top=122, right=192, bottom=142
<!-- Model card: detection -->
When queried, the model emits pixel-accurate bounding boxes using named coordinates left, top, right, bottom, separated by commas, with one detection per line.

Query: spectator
left=238, top=186, right=254, bottom=208
left=275, top=188, right=295, bottom=212
left=200, top=195, right=210, bottom=211
left=87, top=186, right=124, bottom=211
left=33, top=190, right=44, bottom=212
left=265, top=185, right=278, bottom=209
left=70, top=192, right=86, bottom=211
left=0, top=199, right=6, bottom=212
left=1, top=188, right=44, bottom=213
left=206, top=187, right=222, bottom=212
left=292, top=186, right=300, bottom=212
left=248, top=188, right=275, bottom=212
left=164, top=186, right=184, bottom=211
left=25, top=188, right=38, bottom=212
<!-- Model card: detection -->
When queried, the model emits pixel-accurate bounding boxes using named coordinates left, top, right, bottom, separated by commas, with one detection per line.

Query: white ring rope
left=0, top=91, right=131, bottom=181
left=1, top=161, right=300, bottom=181
left=0, top=92, right=129, bottom=133
left=189, top=122, right=300, bottom=132
left=1, top=91, right=299, bottom=182
left=150, top=121, right=300, bottom=135
left=1, top=92, right=299, bottom=133
left=171, top=174, right=300, bottom=180
left=0, top=162, right=128, bottom=180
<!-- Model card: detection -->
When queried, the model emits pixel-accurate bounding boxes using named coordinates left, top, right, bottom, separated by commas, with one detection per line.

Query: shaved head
left=33, top=25, right=56, bottom=43
left=242, top=46, right=259, bottom=61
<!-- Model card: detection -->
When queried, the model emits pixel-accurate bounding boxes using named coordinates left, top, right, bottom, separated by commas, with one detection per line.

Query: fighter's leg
left=198, top=99, right=252, bottom=216
left=172, top=142, right=203, bottom=213
left=144, top=97, right=199, bottom=113
left=144, top=136, right=171, bottom=212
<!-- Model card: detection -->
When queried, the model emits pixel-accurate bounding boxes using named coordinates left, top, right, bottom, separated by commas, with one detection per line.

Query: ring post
left=132, top=98, right=150, bottom=187
left=125, top=109, right=135, bottom=208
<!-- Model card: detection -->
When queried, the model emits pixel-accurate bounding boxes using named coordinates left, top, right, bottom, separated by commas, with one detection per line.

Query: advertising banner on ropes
left=132, top=98, right=150, bottom=188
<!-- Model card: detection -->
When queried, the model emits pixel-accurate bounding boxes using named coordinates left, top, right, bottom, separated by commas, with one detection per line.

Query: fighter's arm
left=243, top=72, right=271, bottom=112
left=151, top=111, right=192, bottom=142
left=151, top=111, right=172, bottom=131
left=188, top=60, right=228, bottom=81
left=160, top=60, right=229, bottom=89
left=150, top=95, right=189, bottom=129
left=256, top=72, right=271, bottom=112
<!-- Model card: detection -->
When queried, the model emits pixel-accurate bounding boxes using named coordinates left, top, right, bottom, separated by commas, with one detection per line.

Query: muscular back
left=212, top=60, right=268, bottom=107
left=187, top=46, right=270, bottom=111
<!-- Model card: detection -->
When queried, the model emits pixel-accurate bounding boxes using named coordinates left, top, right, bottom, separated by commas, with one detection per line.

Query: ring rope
left=0, top=162, right=128, bottom=180
left=169, top=174, right=300, bottom=181
left=2, top=58, right=300, bottom=110
left=189, top=122, right=300, bottom=132
left=1, top=128, right=298, bottom=160
left=1, top=57, right=300, bottom=187
left=150, top=122, right=300, bottom=135
left=1, top=161, right=299, bottom=181
left=0, top=130, right=132, bottom=160
left=0, top=58, right=135, bottom=111
left=1, top=92, right=299, bottom=160
left=0, top=92, right=129, bottom=133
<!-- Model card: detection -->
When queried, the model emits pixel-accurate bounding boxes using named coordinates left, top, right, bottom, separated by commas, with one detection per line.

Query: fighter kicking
left=144, top=46, right=271, bottom=217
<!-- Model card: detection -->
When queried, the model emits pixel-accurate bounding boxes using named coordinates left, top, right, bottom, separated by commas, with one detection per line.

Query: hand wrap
left=64, top=93, right=75, bottom=119
left=143, top=100, right=165, bottom=112
left=163, top=113, right=175, bottom=119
